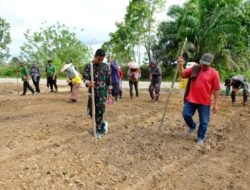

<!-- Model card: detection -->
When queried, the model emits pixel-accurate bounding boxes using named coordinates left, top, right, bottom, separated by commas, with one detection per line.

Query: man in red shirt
left=177, top=53, right=220, bottom=145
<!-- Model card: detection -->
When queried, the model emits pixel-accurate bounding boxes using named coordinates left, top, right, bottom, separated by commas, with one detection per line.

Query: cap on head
left=149, top=59, right=156, bottom=65
left=95, top=49, right=106, bottom=57
left=199, top=53, right=214, bottom=65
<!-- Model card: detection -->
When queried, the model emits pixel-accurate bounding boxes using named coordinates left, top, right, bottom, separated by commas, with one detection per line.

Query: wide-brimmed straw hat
left=61, top=63, right=72, bottom=72
left=128, top=61, right=140, bottom=69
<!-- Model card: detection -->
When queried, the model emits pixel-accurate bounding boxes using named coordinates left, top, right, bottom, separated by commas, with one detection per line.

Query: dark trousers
left=69, top=82, right=73, bottom=92
left=48, top=76, right=57, bottom=92
left=129, top=80, right=139, bottom=98
left=112, top=82, right=120, bottom=101
left=32, top=76, right=40, bottom=93
left=119, top=90, right=122, bottom=99
left=23, top=81, right=34, bottom=95
left=46, top=77, right=49, bottom=88
left=231, top=88, right=248, bottom=103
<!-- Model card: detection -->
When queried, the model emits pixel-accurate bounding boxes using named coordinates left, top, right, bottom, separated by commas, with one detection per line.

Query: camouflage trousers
left=87, top=94, right=107, bottom=127
left=149, top=82, right=161, bottom=101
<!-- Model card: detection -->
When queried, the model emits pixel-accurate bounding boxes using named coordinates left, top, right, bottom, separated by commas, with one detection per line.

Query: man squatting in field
left=83, top=49, right=112, bottom=135
left=224, top=75, right=249, bottom=106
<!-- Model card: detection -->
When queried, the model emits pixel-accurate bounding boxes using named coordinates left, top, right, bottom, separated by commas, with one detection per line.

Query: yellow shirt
left=72, top=76, right=82, bottom=85
left=179, top=78, right=188, bottom=90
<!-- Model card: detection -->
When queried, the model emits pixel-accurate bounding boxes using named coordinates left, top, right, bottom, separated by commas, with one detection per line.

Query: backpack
left=184, top=64, right=201, bottom=102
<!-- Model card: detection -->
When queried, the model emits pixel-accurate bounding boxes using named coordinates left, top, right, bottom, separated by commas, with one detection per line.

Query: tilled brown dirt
left=0, top=83, right=249, bottom=190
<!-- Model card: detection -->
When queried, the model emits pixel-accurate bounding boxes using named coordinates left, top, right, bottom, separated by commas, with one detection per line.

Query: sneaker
left=186, top=127, right=195, bottom=136
left=232, top=102, right=236, bottom=106
left=197, top=138, right=205, bottom=145
left=101, top=121, right=109, bottom=135
left=95, top=128, right=102, bottom=139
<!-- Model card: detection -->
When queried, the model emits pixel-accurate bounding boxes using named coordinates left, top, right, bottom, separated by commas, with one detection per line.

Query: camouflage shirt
left=83, top=62, right=112, bottom=97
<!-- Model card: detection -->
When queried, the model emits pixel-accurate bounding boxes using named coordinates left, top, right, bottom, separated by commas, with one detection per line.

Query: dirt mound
left=0, top=84, right=249, bottom=189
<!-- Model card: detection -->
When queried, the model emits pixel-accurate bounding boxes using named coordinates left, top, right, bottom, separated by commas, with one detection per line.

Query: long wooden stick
left=158, top=37, right=187, bottom=131
left=90, top=62, right=97, bottom=142
left=16, top=67, right=19, bottom=95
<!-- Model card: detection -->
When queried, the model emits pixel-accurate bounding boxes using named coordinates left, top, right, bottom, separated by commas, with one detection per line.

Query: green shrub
left=0, top=66, right=17, bottom=77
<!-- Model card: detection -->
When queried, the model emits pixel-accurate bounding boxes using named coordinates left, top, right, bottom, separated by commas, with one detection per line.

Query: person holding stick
left=83, top=49, right=112, bottom=138
left=177, top=53, right=220, bottom=145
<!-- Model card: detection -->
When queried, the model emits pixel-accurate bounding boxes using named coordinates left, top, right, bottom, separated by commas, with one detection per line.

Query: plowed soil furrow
left=0, top=84, right=249, bottom=190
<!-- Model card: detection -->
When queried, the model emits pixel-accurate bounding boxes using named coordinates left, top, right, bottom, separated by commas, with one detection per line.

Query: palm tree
left=154, top=0, right=250, bottom=72
left=176, top=0, right=249, bottom=70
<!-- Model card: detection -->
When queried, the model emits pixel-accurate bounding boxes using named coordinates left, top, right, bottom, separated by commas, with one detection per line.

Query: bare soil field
left=0, top=83, right=249, bottom=190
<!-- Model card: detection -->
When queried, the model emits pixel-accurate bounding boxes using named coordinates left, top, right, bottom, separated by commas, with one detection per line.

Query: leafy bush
left=0, top=66, right=17, bottom=77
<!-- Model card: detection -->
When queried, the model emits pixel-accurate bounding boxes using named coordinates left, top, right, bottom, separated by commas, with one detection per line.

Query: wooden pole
left=90, top=62, right=97, bottom=142
left=16, top=66, right=19, bottom=95
left=158, top=37, right=187, bottom=131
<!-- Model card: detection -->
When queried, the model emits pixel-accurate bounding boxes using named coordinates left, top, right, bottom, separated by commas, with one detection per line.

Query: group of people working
left=19, top=60, right=57, bottom=96
left=19, top=49, right=249, bottom=143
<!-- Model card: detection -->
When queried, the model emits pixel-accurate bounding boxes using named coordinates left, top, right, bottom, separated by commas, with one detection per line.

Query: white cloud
left=0, top=0, right=186, bottom=56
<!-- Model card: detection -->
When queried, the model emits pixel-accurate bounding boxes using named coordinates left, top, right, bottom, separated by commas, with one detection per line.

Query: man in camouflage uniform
left=148, top=60, right=162, bottom=102
left=83, top=49, right=112, bottom=136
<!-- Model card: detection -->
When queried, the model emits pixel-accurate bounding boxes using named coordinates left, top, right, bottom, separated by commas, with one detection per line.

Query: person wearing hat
left=46, top=60, right=58, bottom=92
left=224, top=75, right=249, bottom=106
left=127, top=61, right=141, bottom=99
left=61, top=62, right=82, bottom=102
left=83, top=49, right=112, bottom=137
left=30, top=63, right=41, bottom=93
left=148, top=60, right=162, bottom=102
left=177, top=53, right=220, bottom=145
left=19, top=62, right=35, bottom=96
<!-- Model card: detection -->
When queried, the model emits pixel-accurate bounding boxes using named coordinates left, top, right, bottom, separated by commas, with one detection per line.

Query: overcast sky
left=0, top=0, right=186, bottom=56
